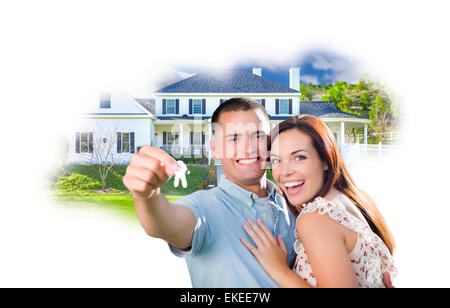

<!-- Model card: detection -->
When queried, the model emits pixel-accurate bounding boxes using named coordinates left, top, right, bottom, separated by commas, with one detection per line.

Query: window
left=117, top=132, right=135, bottom=153
left=254, top=99, right=262, bottom=104
left=167, top=132, right=178, bottom=145
left=100, top=93, right=111, bottom=108
left=75, top=132, right=93, bottom=153
left=192, top=132, right=202, bottom=145
left=193, top=99, right=202, bottom=114
left=122, top=133, right=130, bottom=153
left=279, top=99, right=289, bottom=114
left=166, top=99, right=176, bottom=114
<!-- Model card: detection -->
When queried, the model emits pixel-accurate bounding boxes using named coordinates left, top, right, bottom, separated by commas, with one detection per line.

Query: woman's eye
left=295, top=155, right=306, bottom=161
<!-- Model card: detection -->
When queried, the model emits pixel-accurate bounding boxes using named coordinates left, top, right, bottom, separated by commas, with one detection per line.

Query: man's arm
left=123, top=146, right=196, bottom=249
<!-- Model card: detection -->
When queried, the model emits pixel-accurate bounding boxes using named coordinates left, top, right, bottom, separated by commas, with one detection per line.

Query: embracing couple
left=123, top=98, right=397, bottom=288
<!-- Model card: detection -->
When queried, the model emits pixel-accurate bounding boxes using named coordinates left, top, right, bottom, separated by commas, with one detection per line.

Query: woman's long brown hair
left=269, top=114, right=396, bottom=255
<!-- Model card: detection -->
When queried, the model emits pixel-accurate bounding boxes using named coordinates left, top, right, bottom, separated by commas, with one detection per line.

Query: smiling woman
left=241, top=114, right=397, bottom=288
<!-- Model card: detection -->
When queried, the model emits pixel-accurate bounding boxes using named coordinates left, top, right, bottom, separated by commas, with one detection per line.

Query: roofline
left=154, top=119, right=210, bottom=125
left=319, top=118, right=371, bottom=124
left=130, top=97, right=154, bottom=116
left=153, top=92, right=300, bottom=97
left=79, top=113, right=154, bottom=119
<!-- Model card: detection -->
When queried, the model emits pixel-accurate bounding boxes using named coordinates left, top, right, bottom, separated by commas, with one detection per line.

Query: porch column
left=364, top=124, right=368, bottom=145
left=179, top=123, right=183, bottom=155
left=340, top=122, right=345, bottom=149
left=208, top=123, right=212, bottom=162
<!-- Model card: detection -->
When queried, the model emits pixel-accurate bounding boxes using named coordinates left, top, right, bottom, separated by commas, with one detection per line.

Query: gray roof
left=154, top=70, right=300, bottom=94
left=135, top=98, right=155, bottom=114
left=300, top=101, right=364, bottom=119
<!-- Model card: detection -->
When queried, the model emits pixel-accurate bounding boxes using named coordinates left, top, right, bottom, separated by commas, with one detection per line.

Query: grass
left=52, top=195, right=183, bottom=222
left=51, top=164, right=208, bottom=196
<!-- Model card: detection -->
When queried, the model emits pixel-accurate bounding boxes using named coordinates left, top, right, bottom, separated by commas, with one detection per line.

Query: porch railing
left=156, top=144, right=209, bottom=157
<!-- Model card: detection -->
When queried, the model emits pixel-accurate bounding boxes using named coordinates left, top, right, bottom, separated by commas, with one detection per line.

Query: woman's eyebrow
left=270, top=149, right=308, bottom=157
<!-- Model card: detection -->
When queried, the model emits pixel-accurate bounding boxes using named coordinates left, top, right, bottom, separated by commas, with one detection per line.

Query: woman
left=240, top=114, right=397, bottom=288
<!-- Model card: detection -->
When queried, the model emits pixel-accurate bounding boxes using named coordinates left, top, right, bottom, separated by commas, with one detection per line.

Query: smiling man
left=123, top=98, right=297, bottom=288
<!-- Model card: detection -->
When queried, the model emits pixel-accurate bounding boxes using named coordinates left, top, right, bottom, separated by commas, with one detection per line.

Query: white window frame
left=192, top=99, right=202, bottom=114
left=166, top=99, right=176, bottom=114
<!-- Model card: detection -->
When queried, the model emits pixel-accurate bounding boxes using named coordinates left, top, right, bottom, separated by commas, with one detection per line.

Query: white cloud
left=309, top=53, right=368, bottom=84
left=301, top=74, right=319, bottom=85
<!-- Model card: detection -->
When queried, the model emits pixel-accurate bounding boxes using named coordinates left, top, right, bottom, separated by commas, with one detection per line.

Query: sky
left=1, top=0, right=450, bottom=288
left=176, top=50, right=369, bottom=88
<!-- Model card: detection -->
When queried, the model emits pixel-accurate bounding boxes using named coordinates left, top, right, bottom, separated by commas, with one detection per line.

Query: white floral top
left=293, top=196, right=397, bottom=288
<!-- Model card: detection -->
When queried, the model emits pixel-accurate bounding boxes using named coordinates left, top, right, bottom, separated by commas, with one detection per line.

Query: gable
left=84, top=92, right=153, bottom=117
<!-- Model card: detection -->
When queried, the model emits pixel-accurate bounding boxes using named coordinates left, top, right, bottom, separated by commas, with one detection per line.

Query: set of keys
left=173, top=160, right=190, bottom=188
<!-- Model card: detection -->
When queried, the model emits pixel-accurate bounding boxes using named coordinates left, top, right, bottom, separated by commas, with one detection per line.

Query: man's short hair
left=211, top=98, right=269, bottom=134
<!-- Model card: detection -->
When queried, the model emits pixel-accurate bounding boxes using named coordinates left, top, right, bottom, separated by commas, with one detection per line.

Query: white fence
left=341, top=142, right=398, bottom=165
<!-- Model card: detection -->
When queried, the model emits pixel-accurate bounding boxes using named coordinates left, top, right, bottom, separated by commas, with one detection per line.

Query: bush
left=168, top=155, right=209, bottom=165
left=197, top=180, right=207, bottom=190
left=54, top=173, right=102, bottom=191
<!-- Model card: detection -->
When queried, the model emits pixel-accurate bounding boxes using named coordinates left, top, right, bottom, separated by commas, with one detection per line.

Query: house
left=67, top=67, right=370, bottom=166
left=152, top=67, right=370, bottom=161
left=67, top=91, right=154, bottom=165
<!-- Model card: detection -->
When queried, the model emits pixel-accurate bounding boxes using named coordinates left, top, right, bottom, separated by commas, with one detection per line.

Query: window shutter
left=130, top=132, right=135, bottom=153
left=75, top=132, right=80, bottom=153
left=162, top=99, right=166, bottom=115
left=289, top=99, right=292, bottom=114
left=262, top=99, right=265, bottom=108
left=190, top=131, right=193, bottom=145
left=189, top=99, right=193, bottom=114
left=163, top=132, right=167, bottom=145
left=176, top=99, right=179, bottom=114
left=220, top=99, right=224, bottom=104
left=202, top=132, right=205, bottom=145
left=202, top=99, right=206, bottom=114
left=117, top=132, right=122, bottom=153
left=275, top=99, right=279, bottom=114
left=88, top=132, right=93, bottom=153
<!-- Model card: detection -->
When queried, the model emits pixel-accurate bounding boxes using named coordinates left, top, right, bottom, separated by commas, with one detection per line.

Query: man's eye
left=271, top=159, right=279, bottom=165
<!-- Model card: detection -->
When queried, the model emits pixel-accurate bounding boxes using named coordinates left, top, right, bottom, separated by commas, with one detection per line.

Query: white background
left=1, top=0, right=449, bottom=287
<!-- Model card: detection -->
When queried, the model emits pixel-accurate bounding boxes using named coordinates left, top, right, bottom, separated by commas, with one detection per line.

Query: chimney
left=252, top=68, right=262, bottom=77
left=289, top=67, right=300, bottom=91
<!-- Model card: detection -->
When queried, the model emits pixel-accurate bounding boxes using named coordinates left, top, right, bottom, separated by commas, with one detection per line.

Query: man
left=123, top=98, right=393, bottom=288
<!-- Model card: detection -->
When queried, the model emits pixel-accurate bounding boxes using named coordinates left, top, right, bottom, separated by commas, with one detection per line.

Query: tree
left=359, top=91, right=371, bottom=111
left=300, top=84, right=313, bottom=101
left=87, top=121, right=128, bottom=190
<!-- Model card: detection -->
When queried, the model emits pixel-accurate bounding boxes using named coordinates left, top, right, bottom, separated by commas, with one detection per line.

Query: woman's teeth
left=284, top=181, right=304, bottom=188
left=284, top=181, right=305, bottom=196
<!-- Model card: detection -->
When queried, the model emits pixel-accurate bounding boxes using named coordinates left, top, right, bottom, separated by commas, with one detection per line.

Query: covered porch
left=153, top=119, right=212, bottom=159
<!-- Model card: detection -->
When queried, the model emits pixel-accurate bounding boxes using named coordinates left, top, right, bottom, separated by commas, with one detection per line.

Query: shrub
left=197, top=180, right=207, bottom=190
left=54, top=173, right=102, bottom=191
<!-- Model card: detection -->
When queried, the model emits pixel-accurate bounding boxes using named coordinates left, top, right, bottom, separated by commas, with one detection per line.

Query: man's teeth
left=238, top=158, right=258, bottom=164
left=284, top=181, right=304, bottom=188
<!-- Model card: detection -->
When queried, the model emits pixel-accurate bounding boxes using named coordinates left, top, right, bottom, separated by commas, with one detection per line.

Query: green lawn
left=52, top=195, right=182, bottom=222
left=51, top=164, right=208, bottom=196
